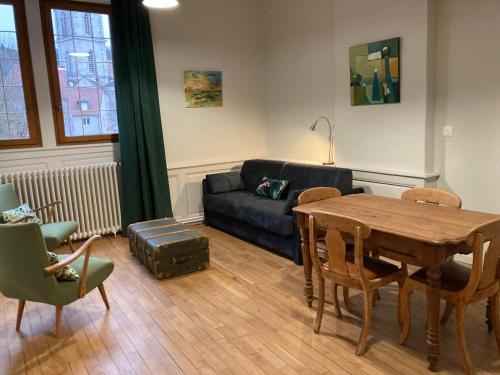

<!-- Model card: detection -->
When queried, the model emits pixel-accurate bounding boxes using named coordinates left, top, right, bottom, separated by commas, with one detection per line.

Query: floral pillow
left=0, top=203, right=42, bottom=225
left=47, top=252, right=80, bottom=281
left=255, top=177, right=290, bottom=200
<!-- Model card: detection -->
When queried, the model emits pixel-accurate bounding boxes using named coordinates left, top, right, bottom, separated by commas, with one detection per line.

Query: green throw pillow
left=1, top=203, right=42, bottom=225
left=255, top=177, right=289, bottom=200
left=47, top=252, right=80, bottom=281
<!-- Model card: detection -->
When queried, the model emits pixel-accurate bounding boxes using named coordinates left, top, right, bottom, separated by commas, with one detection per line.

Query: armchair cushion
left=206, top=171, right=244, bottom=194
left=47, top=252, right=80, bottom=281
left=41, top=221, right=78, bottom=250
left=51, top=255, right=114, bottom=306
left=1, top=203, right=42, bottom=225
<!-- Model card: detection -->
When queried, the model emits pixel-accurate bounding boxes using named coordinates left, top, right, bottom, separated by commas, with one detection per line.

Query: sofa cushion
left=204, top=191, right=294, bottom=236
left=206, top=171, right=244, bottom=194
left=238, top=199, right=294, bottom=236
left=280, top=162, right=353, bottom=195
left=204, top=191, right=260, bottom=220
left=240, top=159, right=285, bottom=193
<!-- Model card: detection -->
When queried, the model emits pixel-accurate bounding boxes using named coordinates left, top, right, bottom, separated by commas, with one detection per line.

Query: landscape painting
left=184, top=71, right=223, bottom=108
left=349, top=37, right=400, bottom=106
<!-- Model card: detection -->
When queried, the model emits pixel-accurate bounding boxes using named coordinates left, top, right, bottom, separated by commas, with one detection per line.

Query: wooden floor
left=1, top=225, right=499, bottom=375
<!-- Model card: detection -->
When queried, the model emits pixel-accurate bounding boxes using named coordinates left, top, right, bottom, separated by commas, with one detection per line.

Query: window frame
left=40, top=0, right=118, bottom=145
left=0, top=0, right=42, bottom=149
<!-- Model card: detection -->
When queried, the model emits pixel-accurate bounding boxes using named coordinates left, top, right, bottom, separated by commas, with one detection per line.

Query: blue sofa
left=202, top=159, right=362, bottom=264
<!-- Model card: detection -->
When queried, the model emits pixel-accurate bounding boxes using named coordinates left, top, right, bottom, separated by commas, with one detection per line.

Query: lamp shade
left=143, top=0, right=179, bottom=8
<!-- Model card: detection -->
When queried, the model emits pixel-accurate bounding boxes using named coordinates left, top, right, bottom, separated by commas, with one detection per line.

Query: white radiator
left=0, top=162, right=122, bottom=240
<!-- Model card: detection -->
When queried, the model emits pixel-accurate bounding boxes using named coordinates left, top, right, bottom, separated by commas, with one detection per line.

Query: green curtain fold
left=110, top=0, right=173, bottom=232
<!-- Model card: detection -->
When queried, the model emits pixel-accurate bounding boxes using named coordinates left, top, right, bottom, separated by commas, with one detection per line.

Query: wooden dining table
left=293, top=193, right=500, bottom=371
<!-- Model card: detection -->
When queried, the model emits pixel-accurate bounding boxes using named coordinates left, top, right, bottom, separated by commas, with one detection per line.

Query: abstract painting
left=349, top=37, right=400, bottom=106
left=184, top=71, right=223, bottom=108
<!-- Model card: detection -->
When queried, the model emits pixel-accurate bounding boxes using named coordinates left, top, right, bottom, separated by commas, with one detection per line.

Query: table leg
left=426, top=264, right=442, bottom=371
left=298, top=215, right=313, bottom=308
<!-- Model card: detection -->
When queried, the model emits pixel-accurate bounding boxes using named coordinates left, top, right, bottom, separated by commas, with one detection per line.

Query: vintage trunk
left=128, top=218, right=209, bottom=279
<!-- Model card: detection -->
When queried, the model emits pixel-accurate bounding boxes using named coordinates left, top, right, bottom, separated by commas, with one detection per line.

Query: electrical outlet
left=443, top=126, right=453, bottom=137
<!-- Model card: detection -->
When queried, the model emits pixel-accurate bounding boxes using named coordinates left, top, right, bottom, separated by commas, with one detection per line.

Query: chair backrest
left=0, top=183, right=21, bottom=213
left=462, top=219, right=500, bottom=297
left=298, top=187, right=341, bottom=205
left=309, top=211, right=371, bottom=284
left=0, top=223, right=58, bottom=302
left=401, top=187, right=462, bottom=208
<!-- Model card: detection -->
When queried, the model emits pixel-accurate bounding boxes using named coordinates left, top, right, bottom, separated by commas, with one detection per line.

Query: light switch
left=443, top=126, right=453, bottom=137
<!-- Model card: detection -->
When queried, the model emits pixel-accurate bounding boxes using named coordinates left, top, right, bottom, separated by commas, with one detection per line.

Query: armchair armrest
left=44, top=235, right=101, bottom=297
left=34, top=200, right=62, bottom=224
left=11, top=215, right=38, bottom=224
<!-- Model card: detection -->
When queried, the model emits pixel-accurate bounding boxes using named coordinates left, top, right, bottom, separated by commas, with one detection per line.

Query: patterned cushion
left=255, top=177, right=289, bottom=200
left=47, top=252, right=80, bottom=281
left=1, top=203, right=42, bottom=225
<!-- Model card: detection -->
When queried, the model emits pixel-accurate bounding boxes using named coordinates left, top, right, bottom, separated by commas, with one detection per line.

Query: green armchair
left=0, top=223, right=114, bottom=336
left=0, top=183, right=78, bottom=251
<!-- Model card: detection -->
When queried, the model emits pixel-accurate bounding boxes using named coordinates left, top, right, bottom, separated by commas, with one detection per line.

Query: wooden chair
left=298, top=188, right=353, bottom=307
left=399, top=219, right=500, bottom=374
left=309, top=211, right=406, bottom=355
left=373, top=188, right=463, bottom=305
left=401, top=187, right=462, bottom=208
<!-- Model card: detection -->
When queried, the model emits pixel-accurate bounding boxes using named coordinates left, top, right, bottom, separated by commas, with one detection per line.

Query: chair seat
left=409, top=261, right=470, bottom=292
left=322, top=254, right=399, bottom=280
left=49, top=255, right=114, bottom=306
left=41, top=221, right=78, bottom=250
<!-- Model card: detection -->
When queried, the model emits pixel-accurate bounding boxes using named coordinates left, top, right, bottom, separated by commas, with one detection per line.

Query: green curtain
left=110, top=0, right=173, bottom=232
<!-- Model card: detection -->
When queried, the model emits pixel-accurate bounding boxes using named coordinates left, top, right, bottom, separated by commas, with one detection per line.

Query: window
left=41, top=0, right=118, bottom=145
left=0, top=0, right=41, bottom=148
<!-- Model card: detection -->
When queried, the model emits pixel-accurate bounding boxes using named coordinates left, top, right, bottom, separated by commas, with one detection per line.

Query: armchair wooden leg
left=16, top=300, right=25, bottom=331
left=55, top=306, right=63, bottom=337
left=68, top=239, right=75, bottom=253
left=98, top=284, right=110, bottom=310
left=357, top=290, right=373, bottom=356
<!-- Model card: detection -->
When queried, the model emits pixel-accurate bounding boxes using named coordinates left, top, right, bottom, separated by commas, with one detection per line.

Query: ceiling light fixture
left=143, top=0, right=179, bottom=9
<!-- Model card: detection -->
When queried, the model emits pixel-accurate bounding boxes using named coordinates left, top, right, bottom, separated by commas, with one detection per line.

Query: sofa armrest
left=285, top=188, right=306, bottom=215
left=202, top=179, right=208, bottom=196
left=351, top=187, right=365, bottom=194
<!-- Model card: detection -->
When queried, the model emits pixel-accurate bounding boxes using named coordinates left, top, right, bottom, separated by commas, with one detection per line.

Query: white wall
left=263, top=0, right=335, bottom=164
left=263, top=0, right=436, bottom=175
left=150, top=0, right=267, bottom=169
left=434, top=0, right=500, bottom=213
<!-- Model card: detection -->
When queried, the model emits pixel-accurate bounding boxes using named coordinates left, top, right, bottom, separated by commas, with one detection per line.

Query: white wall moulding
left=352, top=168, right=440, bottom=198
left=168, top=160, right=244, bottom=224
